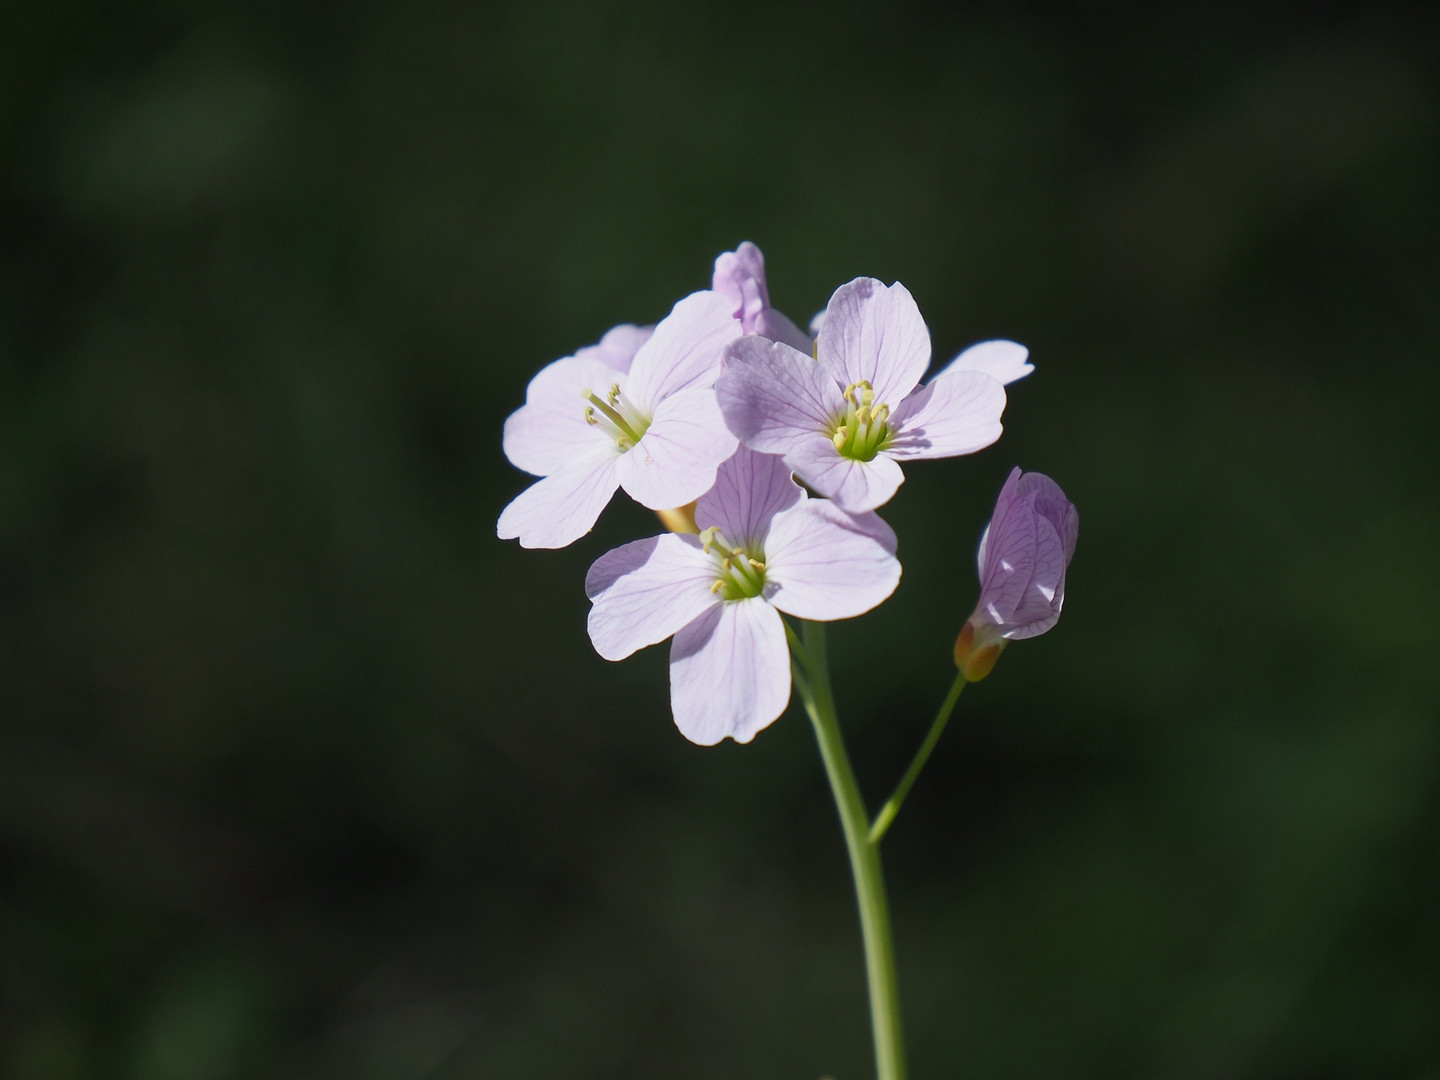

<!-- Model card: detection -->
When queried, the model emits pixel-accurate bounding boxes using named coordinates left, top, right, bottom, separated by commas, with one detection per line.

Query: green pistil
left=700, top=527, right=767, bottom=600
left=830, top=380, right=892, bottom=462
left=583, top=384, right=650, bottom=451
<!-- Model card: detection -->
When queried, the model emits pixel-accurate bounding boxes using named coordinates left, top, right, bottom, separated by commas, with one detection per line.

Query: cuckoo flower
left=711, top=241, right=811, bottom=352
left=586, top=447, right=901, bottom=745
left=954, top=467, right=1078, bottom=681
left=497, top=291, right=742, bottom=549
left=717, top=278, right=1014, bottom=513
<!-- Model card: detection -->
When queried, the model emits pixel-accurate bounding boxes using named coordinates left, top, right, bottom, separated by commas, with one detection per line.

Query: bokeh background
left=3, top=2, right=1438, bottom=1077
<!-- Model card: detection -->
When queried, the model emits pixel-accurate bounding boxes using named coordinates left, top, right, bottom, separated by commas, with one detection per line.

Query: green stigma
left=829, top=380, right=892, bottom=461
left=699, top=526, right=767, bottom=601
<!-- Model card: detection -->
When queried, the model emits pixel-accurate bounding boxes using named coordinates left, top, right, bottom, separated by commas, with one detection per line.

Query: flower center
left=583, top=383, right=651, bottom=451
left=699, top=526, right=767, bottom=601
left=829, top=380, right=891, bottom=461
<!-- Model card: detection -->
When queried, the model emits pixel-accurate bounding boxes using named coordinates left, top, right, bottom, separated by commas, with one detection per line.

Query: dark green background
left=3, top=2, right=1438, bottom=1077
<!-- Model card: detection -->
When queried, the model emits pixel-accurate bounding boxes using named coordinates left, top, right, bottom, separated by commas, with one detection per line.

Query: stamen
left=581, top=384, right=650, bottom=448
left=700, top=526, right=768, bottom=601
left=829, top=379, right=892, bottom=462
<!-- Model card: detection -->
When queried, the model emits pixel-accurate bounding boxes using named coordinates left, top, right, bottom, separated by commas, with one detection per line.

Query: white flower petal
left=936, top=339, right=1032, bottom=386
left=614, top=388, right=738, bottom=510
left=887, top=369, right=1006, bottom=460
left=764, top=502, right=900, bottom=621
left=670, top=599, right=790, bottom=745
left=626, top=291, right=741, bottom=407
left=784, top=438, right=906, bottom=513
left=574, top=324, right=654, bottom=374
left=586, top=534, right=719, bottom=661
left=496, top=450, right=620, bottom=549
left=818, top=278, right=931, bottom=407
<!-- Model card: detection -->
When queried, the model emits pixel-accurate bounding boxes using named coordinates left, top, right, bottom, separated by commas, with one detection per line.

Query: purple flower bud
left=954, top=468, right=1077, bottom=680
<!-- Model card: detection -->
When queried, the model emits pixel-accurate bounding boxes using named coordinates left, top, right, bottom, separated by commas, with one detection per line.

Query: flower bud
left=958, top=468, right=1078, bottom=678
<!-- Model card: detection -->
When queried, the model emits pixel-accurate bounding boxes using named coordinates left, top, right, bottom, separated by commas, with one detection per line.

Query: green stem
left=869, top=671, right=967, bottom=844
left=792, top=620, right=907, bottom=1080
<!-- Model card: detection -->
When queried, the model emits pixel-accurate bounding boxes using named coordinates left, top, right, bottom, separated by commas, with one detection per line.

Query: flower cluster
left=499, top=242, right=1070, bottom=741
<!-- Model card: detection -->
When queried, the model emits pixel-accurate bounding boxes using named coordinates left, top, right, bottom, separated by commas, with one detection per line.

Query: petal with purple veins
left=496, top=450, right=620, bottom=549
left=785, top=438, right=906, bottom=513
left=586, top=534, right=719, bottom=661
left=818, top=278, right=931, bottom=407
left=887, top=369, right=1006, bottom=460
left=764, top=502, right=901, bottom=621
left=669, top=599, right=790, bottom=745
left=718, top=337, right=845, bottom=453
left=615, top=388, right=737, bottom=510
left=695, top=447, right=803, bottom=550
left=626, top=291, right=741, bottom=407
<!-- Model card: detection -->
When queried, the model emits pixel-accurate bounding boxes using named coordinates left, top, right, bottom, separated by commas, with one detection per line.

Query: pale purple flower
left=498, top=291, right=742, bottom=549
left=717, top=278, right=1014, bottom=513
left=954, top=467, right=1078, bottom=680
left=711, top=241, right=811, bottom=352
left=586, top=448, right=901, bottom=745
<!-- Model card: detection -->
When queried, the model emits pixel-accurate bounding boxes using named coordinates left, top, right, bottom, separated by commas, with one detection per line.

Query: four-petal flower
left=586, top=448, right=901, bottom=744
left=717, top=278, right=1014, bottom=513
left=498, top=291, right=742, bottom=549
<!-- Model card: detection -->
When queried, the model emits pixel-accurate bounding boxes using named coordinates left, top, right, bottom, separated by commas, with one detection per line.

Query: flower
left=711, top=241, right=811, bottom=351
left=497, top=291, right=742, bottom=549
left=953, top=467, right=1078, bottom=681
left=585, top=447, right=901, bottom=744
left=717, top=277, right=1014, bottom=513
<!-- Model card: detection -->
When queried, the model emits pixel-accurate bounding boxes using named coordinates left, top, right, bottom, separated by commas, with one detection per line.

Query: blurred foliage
left=2, top=1, right=1439, bottom=1077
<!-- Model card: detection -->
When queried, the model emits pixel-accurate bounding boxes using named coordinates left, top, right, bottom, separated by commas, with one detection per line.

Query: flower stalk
left=791, top=620, right=907, bottom=1080
left=869, top=670, right=967, bottom=844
